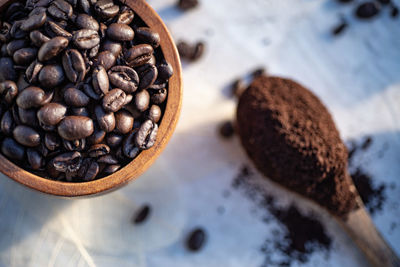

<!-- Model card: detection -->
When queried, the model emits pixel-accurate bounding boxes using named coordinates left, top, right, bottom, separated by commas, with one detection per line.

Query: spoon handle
left=340, top=200, right=400, bottom=267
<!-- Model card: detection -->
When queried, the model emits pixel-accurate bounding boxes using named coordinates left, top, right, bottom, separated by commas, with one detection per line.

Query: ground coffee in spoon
left=236, top=76, right=357, bottom=217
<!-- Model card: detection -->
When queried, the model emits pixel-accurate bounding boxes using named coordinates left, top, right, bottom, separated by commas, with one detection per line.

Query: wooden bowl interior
left=0, top=0, right=182, bottom=196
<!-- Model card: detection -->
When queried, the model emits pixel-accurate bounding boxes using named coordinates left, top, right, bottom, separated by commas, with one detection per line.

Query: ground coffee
left=236, top=76, right=357, bottom=217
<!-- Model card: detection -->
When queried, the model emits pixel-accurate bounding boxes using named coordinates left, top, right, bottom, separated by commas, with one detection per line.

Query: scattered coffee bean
left=177, top=40, right=205, bottom=61
left=186, top=228, right=207, bottom=251
left=231, top=78, right=246, bottom=98
left=177, top=0, right=199, bottom=11
left=219, top=121, right=234, bottom=138
left=391, top=5, right=399, bottom=17
left=332, top=21, right=348, bottom=36
left=355, top=2, right=381, bottom=19
left=133, top=204, right=151, bottom=224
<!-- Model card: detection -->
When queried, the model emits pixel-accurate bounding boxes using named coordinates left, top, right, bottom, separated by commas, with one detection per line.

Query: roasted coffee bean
left=62, top=49, right=86, bottom=83
left=88, top=143, right=110, bottom=157
left=7, top=3, right=27, bottom=21
left=37, top=103, right=67, bottom=129
left=83, top=83, right=101, bottom=100
left=94, top=105, right=115, bottom=132
left=116, top=6, right=134, bottom=24
left=157, top=61, right=173, bottom=80
left=93, top=50, right=116, bottom=70
left=78, top=0, right=90, bottom=13
left=38, top=36, right=69, bottom=62
left=70, top=107, right=89, bottom=116
left=25, top=60, right=43, bottom=83
left=102, top=88, right=126, bottom=112
left=122, top=130, right=140, bottom=158
left=0, top=22, right=11, bottom=43
left=29, top=7, right=47, bottom=16
left=52, top=151, right=82, bottom=172
left=97, top=154, right=118, bottom=164
left=150, top=88, right=167, bottom=104
left=45, top=20, right=72, bottom=38
left=391, top=5, right=399, bottom=17
left=107, top=23, right=134, bottom=41
left=102, top=40, right=122, bottom=57
left=177, top=41, right=205, bottom=61
left=88, top=44, right=100, bottom=58
left=138, top=64, right=158, bottom=90
left=135, top=119, right=157, bottom=150
left=135, top=90, right=150, bottom=112
left=27, top=149, right=44, bottom=170
left=102, top=164, right=120, bottom=175
left=38, top=64, right=65, bottom=88
left=10, top=21, right=27, bottom=39
left=16, top=87, right=46, bottom=109
left=30, top=31, right=50, bottom=47
left=0, top=81, right=18, bottom=104
left=355, top=2, right=381, bottom=19
left=99, top=22, right=107, bottom=39
left=75, top=13, right=99, bottom=31
left=92, top=65, right=109, bottom=95
left=73, top=29, right=100, bottom=50
left=146, top=105, right=161, bottom=123
left=44, top=132, right=60, bottom=150
left=94, top=0, right=119, bottom=19
left=1, top=110, right=15, bottom=135
left=219, top=121, right=234, bottom=138
left=42, top=90, right=54, bottom=105
left=64, top=87, right=90, bottom=107
left=115, top=109, right=134, bottom=134
left=87, top=126, right=106, bottom=144
left=11, top=104, right=21, bottom=125
left=133, top=205, right=150, bottom=224
left=7, top=39, right=28, bottom=58
left=17, top=74, right=30, bottom=91
left=186, top=228, right=206, bottom=251
left=106, top=132, right=123, bottom=148
left=192, top=42, right=205, bottom=61
left=13, top=125, right=41, bottom=147
left=0, top=57, right=17, bottom=82
left=125, top=44, right=153, bottom=67
left=78, top=158, right=99, bottom=180
left=178, top=0, right=199, bottom=10
left=135, top=27, right=160, bottom=48
left=48, top=0, right=73, bottom=20
left=13, top=48, right=38, bottom=66
left=2, top=137, right=25, bottom=160
left=108, top=65, right=139, bottom=93
left=332, top=21, right=348, bottom=36
left=63, top=138, right=86, bottom=151
left=18, top=107, right=39, bottom=127
left=20, top=11, right=47, bottom=31
left=58, top=116, right=94, bottom=140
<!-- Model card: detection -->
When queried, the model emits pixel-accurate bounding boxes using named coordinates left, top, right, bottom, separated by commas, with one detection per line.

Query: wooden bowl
left=0, top=0, right=182, bottom=197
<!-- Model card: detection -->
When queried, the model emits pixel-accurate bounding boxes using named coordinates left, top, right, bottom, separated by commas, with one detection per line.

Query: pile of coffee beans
left=0, top=0, right=173, bottom=181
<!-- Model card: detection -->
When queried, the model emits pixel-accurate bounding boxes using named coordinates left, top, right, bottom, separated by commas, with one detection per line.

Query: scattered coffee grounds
left=351, top=169, right=386, bottom=215
left=231, top=165, right=332, bottom=266
left=355, top=2, right=381, bottom=19
left=177, top=40, right=205, bottom=62
left=332, top=20, right=348, bottom=36
left=186, top=228, right=207, bottom=251
left=0, top=0, right=173, bottom=182
left=237, top=76, right=357, bottom=217
left=177, top=0, right=199, bottom=11
left=219, top=120, right=235, bottom=139
left=133, top=204, right=151, bottom=224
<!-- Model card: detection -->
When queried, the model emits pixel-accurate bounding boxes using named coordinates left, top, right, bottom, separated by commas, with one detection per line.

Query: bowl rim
left=0, top=0, right=183, bottom=197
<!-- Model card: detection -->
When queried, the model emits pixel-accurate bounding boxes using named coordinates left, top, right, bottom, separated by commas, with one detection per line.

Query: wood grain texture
left=0, top=0, right=183, bottom=197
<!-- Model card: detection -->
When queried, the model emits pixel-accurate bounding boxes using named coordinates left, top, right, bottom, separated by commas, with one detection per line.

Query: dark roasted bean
left=108, top=65, right=139, bottom=93
left=219, top=121, right=234, bottom=138
left=1, top=110, right=15, bottom=135
left=102, top=40, right=122, bottom=57
left=0, top=57, right=17, bottom=82
left=27, top=149, right=44, bottom=170
left=115, top=109, right=134, bottom=134
left=93, top=51, right=116, bottom=70
left=88, top=143, right=110, bottom=157
left=92, top=65, right=109, bottom=95
left=355, top=2, right=381, bottom=19
left=135, top=119, right=157, bottom=150
left=178, top=0, right=199, bottom=10
left=116, top=6, right=134, bottom=24
left=10, top=21, right=27, bottom=39
left=48, top=0, right=73, bottom=20
left=94, top=105, right=115, bottom=132
left=30, top=31, right=50, bottom=47
left=0, top=22, right=11, bottom=43
left=38, top=36, right=69, bottom=62
left=2, top=137, right=25, bottom=160
left=63, top=138, right=86, bottom=151
left=58, top=116, right=94, bottom=140
left=25, top=60, right=43, bottom=83
left=45, top=20, right=72, bottom=38
left=146, top=105, right=161, bottom=123
left=122, top=130, right=139, bottom=158
left=186, top=228, right=206, bottom=251
left=18, top=107, right=39, bottom=128
left=138, top=64, right=158, bottom=90
left=38, top=64, right=65, bottom=88
left=16, top=87, right=46, bottom=109
left=98, top=154, right=118, bottom=164
left=21, top=11, right=47, bottom=31
left=135, top=27, right=160, bottom=48
left=133, top=205, right=150, bottom=224
left=103, top=164, right=120, bottom=175
left=44, top=132, right=61, bottom=150
left=72, top=29, right=100, bottom=50
left=87, top=126, right=106, bottom=144
left=13, top=125, right=41, bottom=147
left=64, top=87, right=90, bottom=107
left=135, top=90, right=150, bottom=112
left=107, top=23, right=134, bottom=41
left=150, top=88, right=167, bottom=104
left=62, top=49, right=86, bottom=83
left=102, top=88, right=126, bottom=112
left=75, top=13, right=99, bottom=31
left=52, top=151, right=82, bottom=172
left=106, top=132, right=123, bottom=148
left=78, top=158, right=99, bottom=181
left=0, top=81, right=18, bottom=104
left=94, top=0, right=119, bottom=19
left=157, top=61, right=173, bottom=80
left=13, top=48, right=38, bottom=66
left=125, top=44, right=153, bottom=67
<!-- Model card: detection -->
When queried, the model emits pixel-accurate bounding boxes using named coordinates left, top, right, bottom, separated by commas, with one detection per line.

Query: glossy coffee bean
left=97, top=154, right=118, bottom=164
left=38, top=36, right=69, bottom=62
left=0, top=57, right=17, bottom=82
left=0, top=22, right=11, bottom=43
left=18, top=107, right=39, bottom=128
left=106, top=132, right=123, bottom=148
left=93, top=51, right=116, bottom=70
left=25, top=60, right=43, bottom=83
left=107, top=23, right=134, bottom=41
left=101, top=40, right=122, bottom=57
left=58, top=116, right=94, bottom=140
left=45, top=21, right=72, bottom=38
left=70, top=107, right=89, bottom=117
left=7, top=39, right=29, bottom=57
left=135, top=27, right=160, bottom=48
left=78, top=158, right=99, bottom=181
left=27, top=149, right=44, bottom=170
left=138, top=64, right=158, bottom=90
left=87, top=125, right=106, bottom=144
left=10, top=20, right=27, bottom=39
left=75, top=13, right=99, bottom=31
left=157, top=61, right=173, bottom=80
left=102, top=88, right=126, bottom=112
left=1, top=137, right=25, bottom=160
left=92, top=65, right=109, bottom=95
left=37, top=103, right=67, bottom=128
left=133, top=205, right=150, bottom=224
left=52, top=151, right=82, bottom=172
left=20, top=10, right=46, bottom=31
left=116, top=6, right=134, bottom=24
left=125, top=44, right=153, bottom=67
left=13, top=125, right=41, bottom=147
left=1, top=110, right=15, bottom=135
left=88, top=143, right=110, bottom=157
left=115, top=109, right=134, bottom=134
left=62, top=49, right=86, bottom=83
left=13, top=48, right=38, bottom=66
left=0, top=81, right=18, bottom=104
left=147, top=105, right=161, bottom=123
left=135, top=90, right=150, bottom=112
left=44, top=132, right=60, bottom=151
left=63, top=138, right=86, bottom=151
left=64, top=87, right=90, bottom=107
left=30, top=31, right=50, bottom=47
left=186, top=228, right=206, bottom=251
left=16, top=87, right=46, bottom=109
left=78, top=0, right=91, bottom=14
left=151, top=88, right=167, bottom=104
left=38, top=64, right=65, bottom=88
left=135, top=119, right=158, bottom=150
left=48, top=0, right=73, bottom=20
left=94, top=0, right=119, bottom=19
left=122, top=130, right=140, bottom=158
left=108, top=65, right=139, bottom=93
left=94, top=105, right=115, bottom=132
left=73, top=29, right=100, bottom=50
left=102, top=164, right=120, bottom=175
